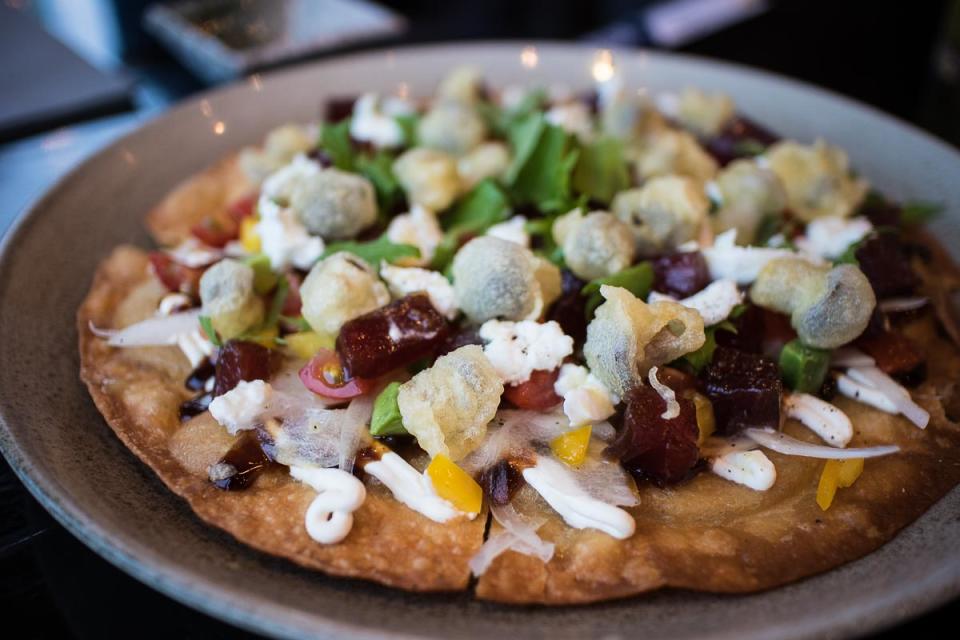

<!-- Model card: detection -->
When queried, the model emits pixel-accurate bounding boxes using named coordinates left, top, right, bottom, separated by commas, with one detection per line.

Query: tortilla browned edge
left=477, top=254, right=960, bottom=604
left=145, top=153, right=253, bottom=247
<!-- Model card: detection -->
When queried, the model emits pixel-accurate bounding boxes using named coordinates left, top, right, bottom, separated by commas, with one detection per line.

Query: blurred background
left=1, top=0, right=959, bottom=637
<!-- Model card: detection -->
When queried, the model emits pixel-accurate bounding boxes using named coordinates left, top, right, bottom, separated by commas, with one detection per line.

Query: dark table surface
left=3, top=2, right=960, bottom=635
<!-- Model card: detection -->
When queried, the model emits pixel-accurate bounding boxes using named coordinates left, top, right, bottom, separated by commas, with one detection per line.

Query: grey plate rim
left=1, top=40, right=959, bottom=640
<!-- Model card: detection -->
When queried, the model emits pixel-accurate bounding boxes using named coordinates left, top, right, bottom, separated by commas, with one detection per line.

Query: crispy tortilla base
left=145, top=153, right=254, bottom=247
left=477, top=311, right=960, bottom=603
left=78, top=246, right=485, bottom=591
left=81, top=152, right=960, bottom=602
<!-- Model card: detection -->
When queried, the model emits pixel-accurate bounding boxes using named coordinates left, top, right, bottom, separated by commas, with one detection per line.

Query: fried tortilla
left=80, top=151, right=960, bottom=602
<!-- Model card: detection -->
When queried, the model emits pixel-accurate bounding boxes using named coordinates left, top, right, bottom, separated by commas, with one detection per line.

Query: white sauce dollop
left=364, top=452, right=471, bottom=523
left=710, top=450, right=776, bottom=491
left=783, top=392, right=853, bottom=447
left=522, top=456, right=635, bottom=539
left=289, top=466, right=366, bottom=544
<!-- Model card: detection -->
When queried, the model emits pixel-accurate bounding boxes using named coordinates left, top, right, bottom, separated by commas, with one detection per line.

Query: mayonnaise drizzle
left=364, top=452, right=469, bottom=523
left=290, top=466, right=366, bottom=544
left=783, top=393, right=853, bottom=448
left=522, top=456, right=635, bottom=539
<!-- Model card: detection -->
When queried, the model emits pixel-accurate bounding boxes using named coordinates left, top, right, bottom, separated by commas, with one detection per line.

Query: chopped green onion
left=572, top=136, right=629, bottom=204
left=369, top=381, right=407, bottom=436
left=279, top=315, right=312, bottom=332
left=199, top=315, right=222, bottom=347
left=779, top=338, right=831, bottom=393
left=319, top=120, right=355, bottom=172
left=263, top=275, right=289, bottom=330
left=900, top=201, right=942, bottom=226
left=323, top=233, right=420, bottom=266
left=243, top=254, right=279, bottom=295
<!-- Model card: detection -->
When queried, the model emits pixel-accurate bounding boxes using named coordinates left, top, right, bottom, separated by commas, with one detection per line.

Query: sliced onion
left=575, top=451, right=640, bottom=507
left=744, top=427, right=899, bottom=459
left=931, top=286, right=960, bottom=348
left=469, top=503, right=554, bottom=576
left=649, top=366, right=680, bottom=419
left=700, top=434, right=759, bottom=459
left=847, top=366, right=929, bottom=429
left=338, top=394, right=374, bottom=473
left=830, top=347, right=875, bottom=369
left=878, top=297, right=928, bottom=313
left=461, top=410, right=569, bottom=474
left=90, top=310, right=202, bottom=347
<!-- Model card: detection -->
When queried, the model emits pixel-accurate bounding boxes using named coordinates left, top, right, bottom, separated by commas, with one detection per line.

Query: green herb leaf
left=510, top=121, right=580, bottom=213
left=732, top=138, right=767, bottom=157
left=323, top=233, right=420, bottom=266
left=355, top=151, right=400, bottom=214
left=369, top=381, right=407, bottom=436
left=279, top=315, right=312, bottom=332
left=476, top=89, right=546, bottom=138
left=319, top=120, right=356, bottom=171
left=900, top=200, right=942, bottom=226
left=503, top=112, right=546, bottom=185
left=430, top=180, right=510, bottom=271
left=199, top=315, right=222, bottom=347
left=394, top=114, right=419, bottom=147
left=572, top=136, right=629, bottom=204
left=581, top=262, right=654, bottom=318
left=681, top=327, right=717, bottom=374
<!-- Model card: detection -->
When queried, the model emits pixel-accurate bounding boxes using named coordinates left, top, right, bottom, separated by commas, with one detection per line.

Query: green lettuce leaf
left=323, top=233, right=420, bottom=266
left=572, top=136, right=629, bottom=204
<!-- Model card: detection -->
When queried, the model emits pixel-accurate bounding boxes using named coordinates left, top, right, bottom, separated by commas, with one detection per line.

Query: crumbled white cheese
left=260, top=154, right=321, bottom=204
left=545, top=101, right=594, bottom=141
left=486, top=215, right=530, bottom=247
left=702, top=229, right=796, bottom=285
left=166, top=237, right=222, bottom=268
left=349, top=93, right=406, bottom=149
left=794, top=216, right=873, bottom=259
left=256, top=206, right=325, bottom=271
left=379, top=262, right=458, bottom=320
left=553, top=363, right=618, bottom=427
left=648, top=279, right=743, bottom=326
left=209, top=380, right=273, bottom=435
left=783, top=392, right=853, bottom=447
left=710, top=450, right=776, bottom=491
left=385, top=204, right=444, bottom=266
left=479, top=320, right=574, bottom=385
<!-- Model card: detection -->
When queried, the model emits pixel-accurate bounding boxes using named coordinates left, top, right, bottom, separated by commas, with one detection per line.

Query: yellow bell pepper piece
left=550, top=424, right=592, bottom=467
left=244, top=326, right=278, bottom=349
left=837, top=458, right=864, bottom=488
left=817, top=458, right=865, bottom=511
left=692, top=392, right=715, bottom=445
left=240, top=217, right=261, bottom=253
left=285, top=331, right=334, bottom=359
left=817, top=459, right=841, bottom=511
left=426, top=454, right=483, bottom=514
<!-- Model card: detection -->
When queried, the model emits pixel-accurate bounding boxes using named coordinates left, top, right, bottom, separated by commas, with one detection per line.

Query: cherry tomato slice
left=226, top=193, right=258, bottom=224
left=299, top=349, right=375, bottom=400
left=148, top=251, right=204, bottom=297
left=503, top=369, right=562, bottom=411
left=191, top=215, right=238, bottom=248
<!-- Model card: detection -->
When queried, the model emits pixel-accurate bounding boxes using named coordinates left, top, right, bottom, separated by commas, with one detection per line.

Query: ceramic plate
left=1, top=43, right=958, bottom=639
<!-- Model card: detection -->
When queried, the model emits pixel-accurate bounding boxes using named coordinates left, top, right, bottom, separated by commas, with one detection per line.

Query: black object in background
left=0, top=4, right=134, bottom=143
